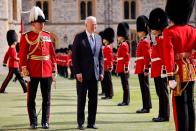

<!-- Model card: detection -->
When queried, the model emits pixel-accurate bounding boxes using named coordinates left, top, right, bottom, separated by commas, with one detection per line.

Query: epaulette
left=42, top=30, right=50, bottom=34
left=22, top=31, right=31, bottom=35
left=166, top=24, right=174, bottom=29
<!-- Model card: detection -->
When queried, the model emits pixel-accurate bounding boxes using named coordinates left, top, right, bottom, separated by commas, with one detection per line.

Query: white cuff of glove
left=169, top=80, right=177, bottom=89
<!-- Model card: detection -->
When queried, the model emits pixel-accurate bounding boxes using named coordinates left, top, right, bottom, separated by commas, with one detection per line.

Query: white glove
left=52, top=72, right=57, bottom=81
left=169, top=80, right=177, bottom=89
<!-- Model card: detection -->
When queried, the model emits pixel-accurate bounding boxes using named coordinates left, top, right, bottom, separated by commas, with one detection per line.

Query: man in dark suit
left=72, top=16, right=104, bottom=130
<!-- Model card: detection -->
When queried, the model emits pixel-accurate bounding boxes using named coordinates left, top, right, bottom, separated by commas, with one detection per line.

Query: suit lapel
left=83, top=32, right=93, bottom=56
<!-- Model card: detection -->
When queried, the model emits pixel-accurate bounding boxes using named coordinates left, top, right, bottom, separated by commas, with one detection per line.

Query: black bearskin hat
left=6, top=30, right=18, bottom=46
left=165, top=0, right=195, bottom=24
left=117, top=22, right=130, bottom=40
left=136, top=15, right=149, bottom=34
left=149, top=8, right=168, bottom=31
left=99, top=31, right=104, bottom=39
left=103, top=27, right=115, bottom=43
left=68, top=44, right=73, bottom=51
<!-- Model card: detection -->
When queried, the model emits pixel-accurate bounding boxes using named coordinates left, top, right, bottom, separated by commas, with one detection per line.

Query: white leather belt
left=136, top=57, right=144, bottom=61
left=117, top=57, right=123, bottom=61
left=151, top=57, right=161, bottom=62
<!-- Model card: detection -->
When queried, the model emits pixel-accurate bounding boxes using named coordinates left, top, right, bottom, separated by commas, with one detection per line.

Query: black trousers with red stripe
left=27, top=77, right=52, bottom=125
left=138, top=73, right=152, bottom=109
left=101, top=71, right=113, bottom=97
left=173, top=81, right=195, bottom=131
left=154, top=76, right=170, bottom=119
left=0, top=67, right=26, bottom=93
left=119, top=72, right=130, bottom=104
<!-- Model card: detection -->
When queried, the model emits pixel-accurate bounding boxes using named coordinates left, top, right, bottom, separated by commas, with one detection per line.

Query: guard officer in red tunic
left=19, top=6, right=56, bottom=129
left=116, top=22, right=131, bottom=106
left=135, top=16, right=152, bottom=113
left=101, top=27, right=114, bottom=99
left=163, top=0, right=196, bottom=130
left=149, top=8, right=170, bottom=122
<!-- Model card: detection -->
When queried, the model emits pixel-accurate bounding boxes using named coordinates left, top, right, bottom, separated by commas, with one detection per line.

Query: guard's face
left=86, top=20, right=97, bottom=33
left=152, top=30, right=161, bottom=37
left=32, top=22, right=45, bottom=32
left=137, top=31, right=146, bottom=38
left=103, top=39, right=109, bottom=45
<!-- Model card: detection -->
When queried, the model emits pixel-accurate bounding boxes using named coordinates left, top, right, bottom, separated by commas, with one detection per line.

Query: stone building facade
left=0, top=0, right=195, bottom=73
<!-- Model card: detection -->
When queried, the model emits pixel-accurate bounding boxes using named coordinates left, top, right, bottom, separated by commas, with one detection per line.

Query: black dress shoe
left=78, top=125, right=85, bottom=130
left=136, top=108, right=150, bottom=113
left=117, top=102, right=128, bottom=106
left=152, top=117, right=169, bottom=122
left=98, top=93, right=105, bottom=96
left=42, top=123, right=49, bottom=129
left=30, top=124, right=37, bottom=129
left=87, top=125, right=98, bottom=129
left=0, top=91, right=8, bottom=94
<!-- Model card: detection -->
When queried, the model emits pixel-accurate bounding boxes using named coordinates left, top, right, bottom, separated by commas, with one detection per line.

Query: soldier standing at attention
left=135, top=16, right=152, bottom=113
left=116, top=22, right=131, bottom=106
left=0, top=30, right=27, bottom=93
left=19, top=6, right=57, bottom=129
left=163, top=0, right=196, bottom=130
left=149, top=8, right=170, bottom=122
left=101, top=27, right=114, bottom=99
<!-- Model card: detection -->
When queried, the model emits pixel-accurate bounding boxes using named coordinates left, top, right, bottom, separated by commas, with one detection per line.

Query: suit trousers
left=76, top=76, right=98, bottom=126
left=154, top=77, right=170, bottom=119
left=138, top=73, right=152, bottom=109
left=27, top=77, right=52, bottom=125
left=173, top=81, right=195, bottom=131
left=119, top=73, right=130, bottom=104
left=0, top=67, right=26, bottom=93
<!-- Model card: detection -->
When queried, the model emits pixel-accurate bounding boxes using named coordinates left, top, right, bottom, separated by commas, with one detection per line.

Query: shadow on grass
left=13, top=111, right=137, bottom=116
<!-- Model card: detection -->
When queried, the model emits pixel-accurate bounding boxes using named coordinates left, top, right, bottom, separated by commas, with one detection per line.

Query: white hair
left=85, top=16, right=97, bottom=24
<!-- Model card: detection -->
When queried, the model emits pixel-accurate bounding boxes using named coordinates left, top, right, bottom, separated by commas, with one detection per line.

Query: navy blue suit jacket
left=72, top=31, right=104, bottom=81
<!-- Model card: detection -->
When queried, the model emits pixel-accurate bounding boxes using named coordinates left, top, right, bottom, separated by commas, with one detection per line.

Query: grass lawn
left=0, top=74, right=195, bottom=131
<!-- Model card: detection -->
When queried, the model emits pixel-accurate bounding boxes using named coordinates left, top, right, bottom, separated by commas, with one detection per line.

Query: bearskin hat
left=136, top=15, right=149, bottom=34
left=6, top=30, right=17, bottom=46
left=117, top=22, right=130, bottom=40
left=99, top=31, right=104, bottom=39
left=149, top=8, right=168, bottom=31
left=103, top=27, right=115, bottom=43
left=68, top=44, right=73, bottom=51
left=165, top=0, right=195, bottom=24
left=29, top=6, right=46, bottom=23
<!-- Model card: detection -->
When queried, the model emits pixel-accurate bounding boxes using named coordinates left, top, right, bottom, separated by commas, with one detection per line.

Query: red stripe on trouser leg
left=26, top=81, right=31, bottom=124
left=172, top=93, right=178, bottom=131
left=0, top=69, right=14, bottom=92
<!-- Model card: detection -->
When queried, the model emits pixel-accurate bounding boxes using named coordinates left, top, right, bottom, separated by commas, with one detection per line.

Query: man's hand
left=124, top=67, right=129, bottom=74
left=144, top=68, right=149, bottom=76
left=108, top=67, right=113, bottom=72
left=169, top=80, right=177, bottom=89
left=76, top=73, right=83, bottom=83
left=52, top=72, right=57, bottom=81
left=99, top=74, right=104, bottom=81
left=22, top=67, right=29, bottom=77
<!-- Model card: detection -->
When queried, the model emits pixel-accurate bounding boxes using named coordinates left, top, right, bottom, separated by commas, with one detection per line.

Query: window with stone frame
left=79, top=0, right=95, bottom=20
left=13, top=0, right=17, bottom=21
left=123, top=0, right=137, bottom=20
left=34, top=0, right=50, bottom=21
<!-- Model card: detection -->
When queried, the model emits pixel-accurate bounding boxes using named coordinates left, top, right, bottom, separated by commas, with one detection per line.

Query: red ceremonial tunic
left=19, top=31, right=56, bottom=78
left=3, top=47, right=19, bottom=68
left=103, top=45, right=113, bottom=71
